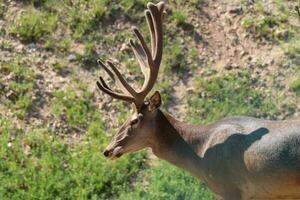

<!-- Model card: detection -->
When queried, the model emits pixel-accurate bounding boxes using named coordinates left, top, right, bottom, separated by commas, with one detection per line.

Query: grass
left=45, top=38, right=72, bottom=53
left=241, top=0, right=300, bottom=59
left=51, top=59, right=69, bottom=71
left=172, top=10, right=187, bottom=25
left=187, top=70, right=279, bottom=124
left=78, top=41, right=98, bottom=68
left=10, top=7, right=57, bottom=42
left=0, top=40, right=13, bottom=51
left=1, top=0, right=298, bottom=199
left=120, top=161, right=214, bottom=200
left=0, top=119, right=146, bottom=200
left=0, top=59, right=36, bottom=119
left=67, top=0, right=108, bottom=39
left=0, top=1, right=6, bottom=19
left=290, top=78, right=300, bottom=96
left=50, top=86, right=93, bottom=129
left=163, top=42, right=187, bottom=78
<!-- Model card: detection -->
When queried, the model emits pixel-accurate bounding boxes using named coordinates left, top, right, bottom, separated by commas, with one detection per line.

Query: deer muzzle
left=103, top=146, right=124, bottom=159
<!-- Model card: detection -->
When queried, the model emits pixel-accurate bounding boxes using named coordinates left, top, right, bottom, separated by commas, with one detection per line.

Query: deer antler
left=96, top=2, right=164, bottom=108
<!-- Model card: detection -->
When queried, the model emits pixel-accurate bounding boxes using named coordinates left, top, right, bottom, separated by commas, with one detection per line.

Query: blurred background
left=0, top=0, right=299, bottom=199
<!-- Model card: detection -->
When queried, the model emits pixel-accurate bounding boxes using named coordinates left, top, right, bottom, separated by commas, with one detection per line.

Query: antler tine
left=129, top=39, right=150, bottom=80
left=97, top=59, right=114, bottom=80
left=97, top=77, right=135, bottom=103
left=97, top=59, right=137, bottom=97
left=106, top=61, right=137, bottom=97
left=148, top=2, right=164, bottom=65
left=145, top=10, right=156, bottom=56
left=99, top=76, right=112, bottom=91
left=132, top=27, right=153, bottom=68
left=135, top=2, right=164, bottom=100
left=96, top=2, right=164, bottom=107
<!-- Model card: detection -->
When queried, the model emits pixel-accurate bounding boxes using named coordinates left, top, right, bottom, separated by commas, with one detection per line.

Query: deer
left=96, top=2, right=300, bottom=200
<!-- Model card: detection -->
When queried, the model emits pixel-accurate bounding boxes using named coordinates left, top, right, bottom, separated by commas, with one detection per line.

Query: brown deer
left=96, top=2, right=300, bottom=200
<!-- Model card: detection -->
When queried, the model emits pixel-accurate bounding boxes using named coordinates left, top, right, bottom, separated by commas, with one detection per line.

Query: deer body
left=95, top=2, right=300, bottom=199
left=159, top=112, right=300, bottom=200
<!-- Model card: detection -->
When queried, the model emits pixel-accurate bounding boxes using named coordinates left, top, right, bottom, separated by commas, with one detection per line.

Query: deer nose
left=103, top=150, right=109, bottom=157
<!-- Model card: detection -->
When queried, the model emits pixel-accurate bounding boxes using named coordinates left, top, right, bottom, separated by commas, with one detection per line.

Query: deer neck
left=163, top=112, right=210, bottom=151
left=149, top=110, right=208, bottom=181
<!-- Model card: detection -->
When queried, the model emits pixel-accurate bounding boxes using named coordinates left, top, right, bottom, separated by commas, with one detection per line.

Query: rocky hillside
left=0, top=0, right=299, bottom=199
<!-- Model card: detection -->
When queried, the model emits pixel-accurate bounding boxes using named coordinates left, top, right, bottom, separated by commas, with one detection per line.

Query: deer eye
left=130, top=118, right=139, bottom=125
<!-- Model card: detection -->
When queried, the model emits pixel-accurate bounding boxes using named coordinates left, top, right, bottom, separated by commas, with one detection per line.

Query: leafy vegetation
left=0, top=1, right=6, bottom=19
left=241, top=0, right=300, bottom=59
left=0, top=119, right=146, bottom=200
left=10, top=7, right=57, bottom=42
left=187, top=70, right=279, bottom=124
left=171, top=10, right=188, bottom=25
left=0, top=59, right=36, bottom=119
left=290, top=78, right=300, bottom=96
left=120, top=161, right=214, bottom=200
left=0, top=0, right=299, bottom=199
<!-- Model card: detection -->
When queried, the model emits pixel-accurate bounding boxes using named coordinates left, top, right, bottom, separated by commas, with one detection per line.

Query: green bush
left=0, top=1, right=6, bottom=18
left=172, top=10, right=187, bottom=25
left=0, top=121, right=146, bottom=200
left=0, top=60, right=36, bottom=119
left=290, top=78, right=300, bottom=96
left=187, top=70, right=279, bottom=124
left=163, top=42, right=187, bottom=79
left=51, top=89, right=92, bottom=128
left=67, top=0, right=108, bottom=38
left=120, top=161, right=214, bottom=200
left=10, top=7, right=57, bottom=42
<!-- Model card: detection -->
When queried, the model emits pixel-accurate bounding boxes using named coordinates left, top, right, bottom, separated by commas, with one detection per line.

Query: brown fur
left=103, top=105, right=300, bottom=200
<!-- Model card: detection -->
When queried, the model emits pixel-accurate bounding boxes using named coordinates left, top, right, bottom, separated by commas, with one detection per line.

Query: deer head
left=97, top=2, right=165, bottom=159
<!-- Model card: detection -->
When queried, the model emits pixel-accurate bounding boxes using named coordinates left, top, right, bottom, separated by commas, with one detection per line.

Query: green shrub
left=0, top=60, right=35, bottom=119
left=10, top=7, right=57, bottom=42
left=187, top=70, right=279, bottom=124
left=0, top=1, right=6, bottom=18
left=0, top=124, right=146, bottom=200
left=51, top=88, right=92, bottom=128
left=45, top=38, right=72, bottom=53
left=283, top=36, right=300, bottom=60
left=163, top=43, right=187, bottom=78
left=290, top=78, right=300, bottom=96
left=120, top=161, right=214, bottom=200
left=67, top=0, right=108, bottom=38
left=171, top=10, right=187, bottom=25
left=77, top=41, right=98, bottom=67
left=51, top=59, right=69, bottom=71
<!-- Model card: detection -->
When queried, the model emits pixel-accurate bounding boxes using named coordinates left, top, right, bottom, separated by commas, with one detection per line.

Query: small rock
left=186, top=87, right=195, bottom=94
left=181, top=22, right=194, bottom=31
left=275, top=30, right=289, bottom=40
left=240, top=50, right=248, bottom=57
left=228, top=5, right=243, bottom=15
left=0, top=83, right=5, bottom=91
left=194, top=32, right=202, bottom=43
left=231, top=63, right=239, bottom=69
left=120, top=43, right=131, bottom=53
left=6, top=90, right=17, bottom=101
left=6, top=72, right=15, bottom=81
left=248, top=0, right=255, bottom=5
left=16, top=44, right=24, bottom=52
left=28, top=43, right=37, bottom=50
left=23, top=145, right=31, bottom=156
left=224, top=63, right=233, bottom=70
left=282, top=62, right=290, bottom=68
left=67, top=54, right=77, bottom=61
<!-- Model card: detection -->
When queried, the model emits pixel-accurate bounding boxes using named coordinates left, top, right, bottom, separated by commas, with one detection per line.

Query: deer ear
left=149, top=91, right=161, bottom=111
